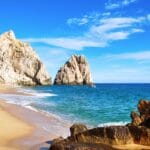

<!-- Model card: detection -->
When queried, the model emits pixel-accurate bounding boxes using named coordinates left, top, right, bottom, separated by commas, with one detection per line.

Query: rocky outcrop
left=0, top=30, right=51, bottom=86
left=50, top=100, right=150, bottom=150
left=54, top=55, right=93, bottom=85
left=70, top=124, right=88, bottom=137
left=127, top=100, right=150, bottom=146
left=129, top=100, right=150, bottom=127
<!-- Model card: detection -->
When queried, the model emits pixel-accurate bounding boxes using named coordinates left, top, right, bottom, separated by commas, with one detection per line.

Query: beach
left=0, top=101, right=33, bottom=150
left=0, top=86, right=70, bottom=150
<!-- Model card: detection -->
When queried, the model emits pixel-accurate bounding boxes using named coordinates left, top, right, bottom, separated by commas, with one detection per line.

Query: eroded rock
left=0, top=30, right=51, bottom=86
left=70, top=124, right=88, bottom=137
left=130, top=100, right=150, bottom=128
left=54, top=55, right=93, bottom=85
left=130, top=111, right=142, bottom=126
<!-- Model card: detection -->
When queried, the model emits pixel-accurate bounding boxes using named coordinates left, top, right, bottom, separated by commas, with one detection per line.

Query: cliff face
left=54, top=55, right=93, bottom=85
left=0, top=30, right=51, bottom=86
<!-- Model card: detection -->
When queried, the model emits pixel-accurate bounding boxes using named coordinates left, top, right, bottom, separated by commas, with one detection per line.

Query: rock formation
left=54, top=55, right=93, bottom=85
left=0, top=30, right=51, bottom=86
left=129, top=100, right=150, bottom=127
left=50, top=100, right=150, bottom=150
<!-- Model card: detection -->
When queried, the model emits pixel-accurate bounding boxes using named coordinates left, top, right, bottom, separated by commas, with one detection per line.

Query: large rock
left=74, top=126, right=133, bottom=145
left=130, top=100, right=150, bottom=128
left=54, top=55, right=93, bottom=85
left=50, top=126, right=133, bottom=150
left=70, top=124, right=88, bottom=137
left=0, top=30, right=51, bottom=86
left=128, top=125, right=150, bottom=146
left=130, top=111, right=142, bottom=126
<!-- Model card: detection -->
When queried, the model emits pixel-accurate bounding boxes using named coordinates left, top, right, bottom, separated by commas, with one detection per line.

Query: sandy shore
left=0, top=85, right=70, bottom=150
left=113, top=144, right=150, bottom=150
left=0, top=85, right=150, bottom=150
left=0, top=101, right=33, bottom=150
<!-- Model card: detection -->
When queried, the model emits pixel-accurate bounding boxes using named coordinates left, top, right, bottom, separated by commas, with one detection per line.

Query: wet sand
left=0, top=85, right=70, bottom=150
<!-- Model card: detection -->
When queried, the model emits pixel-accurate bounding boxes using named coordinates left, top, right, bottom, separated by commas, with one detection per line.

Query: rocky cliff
left=50, top=100, right=150, bottom=150
left=0, top=30, right=51, bottom=86
left=54, top=55, right=93, bottom=85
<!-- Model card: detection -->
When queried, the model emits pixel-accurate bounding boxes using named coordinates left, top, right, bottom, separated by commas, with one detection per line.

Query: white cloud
left=102, top=12, right=111, bottom=16
left=86, top=17, right=144, bottom=41
left=122, top=0, right=137, bottom=5
left=23, top=37, right=106, bottom=50
left=66, top=12, right=101, bottom=26
left=93, top=68, right=150, bottom=83
left=147, top=14, right=150, bottom=21
left=22, top=15, right=146, bottom=50
left=67, top=17, right=89, bottom=26
left=131, top=28, right=144, bottom=33
left=105, top=0, right=138, bottom=10
left=89, top=17, right=143, bottom=34
left=105, top=3, right=120, bottom=10
left=105, top=51, right=150, bottom=61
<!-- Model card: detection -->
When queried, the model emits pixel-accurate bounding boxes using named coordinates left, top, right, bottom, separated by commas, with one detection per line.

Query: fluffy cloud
left=105, top=51, right=150, bottom=60
left=22, top=15, right=146, bottom=50
left=105, top=0, right=138, bottom=10
left=23, top=37, right=106, bottom=50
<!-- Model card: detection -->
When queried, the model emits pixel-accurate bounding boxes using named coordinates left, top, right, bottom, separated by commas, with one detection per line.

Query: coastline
left=0, top=86, right=70, bottom=150
left=0, top=85, right=150, bottom=150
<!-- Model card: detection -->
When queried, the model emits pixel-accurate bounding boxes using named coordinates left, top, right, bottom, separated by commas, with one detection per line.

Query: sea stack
left=54, top=55, right=93, bottom=85
left=0, top=30, right=51, bottom=86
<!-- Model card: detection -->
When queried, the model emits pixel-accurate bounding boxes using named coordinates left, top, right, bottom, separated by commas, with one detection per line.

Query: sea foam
left=98, top=121, right=129, bottom=127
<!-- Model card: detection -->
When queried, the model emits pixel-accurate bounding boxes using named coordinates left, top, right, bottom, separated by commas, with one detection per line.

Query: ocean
left=1, top=84, right=150, bottom=127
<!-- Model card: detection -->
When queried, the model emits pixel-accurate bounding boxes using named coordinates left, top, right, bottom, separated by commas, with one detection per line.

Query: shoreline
left=0, top=86, right=70, bottom=150
left=0, top=85, right=150, bottom=150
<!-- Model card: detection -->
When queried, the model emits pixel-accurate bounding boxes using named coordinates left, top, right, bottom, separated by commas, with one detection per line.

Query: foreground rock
left=0, top=30, right=51, bottom=86
left=50, top=100, right=150, bottom=150
left=54, top=55, right=93, bottom=85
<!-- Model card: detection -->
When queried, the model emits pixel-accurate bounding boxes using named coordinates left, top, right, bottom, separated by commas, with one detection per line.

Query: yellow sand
left=113, top=144, right=150, bottom=149
left=0, top=102, right=33, bottom=150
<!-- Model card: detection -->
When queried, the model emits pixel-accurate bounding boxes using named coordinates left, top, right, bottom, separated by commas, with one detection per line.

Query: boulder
left=0, top=30, right=51, bottom=86
left=50, top=126, right=133, bottom=150
left=74, top=126, right=133, bottom=145
left=54, top=55, right=93, bottom=85
left=130, top=111, right=142, bottom=126
left=130, top=100, right=150, bottom=128
left=138, top=100, right=150, bottom=124
left=70, top=124, right=88, bottom=137
left=128, top=126, right=150, bottom=146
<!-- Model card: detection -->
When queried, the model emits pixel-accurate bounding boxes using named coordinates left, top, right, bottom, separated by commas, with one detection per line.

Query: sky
left=0, top=0, right=150, bottom=83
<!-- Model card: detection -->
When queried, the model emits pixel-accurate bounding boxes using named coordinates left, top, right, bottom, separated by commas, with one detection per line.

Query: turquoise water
left=1, top=84, right=150, bottom=127
left=30, top=84, right=150, bottom=127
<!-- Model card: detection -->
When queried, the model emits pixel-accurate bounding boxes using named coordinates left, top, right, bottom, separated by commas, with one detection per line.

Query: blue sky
left=0, top=0, right=150, bottom=83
